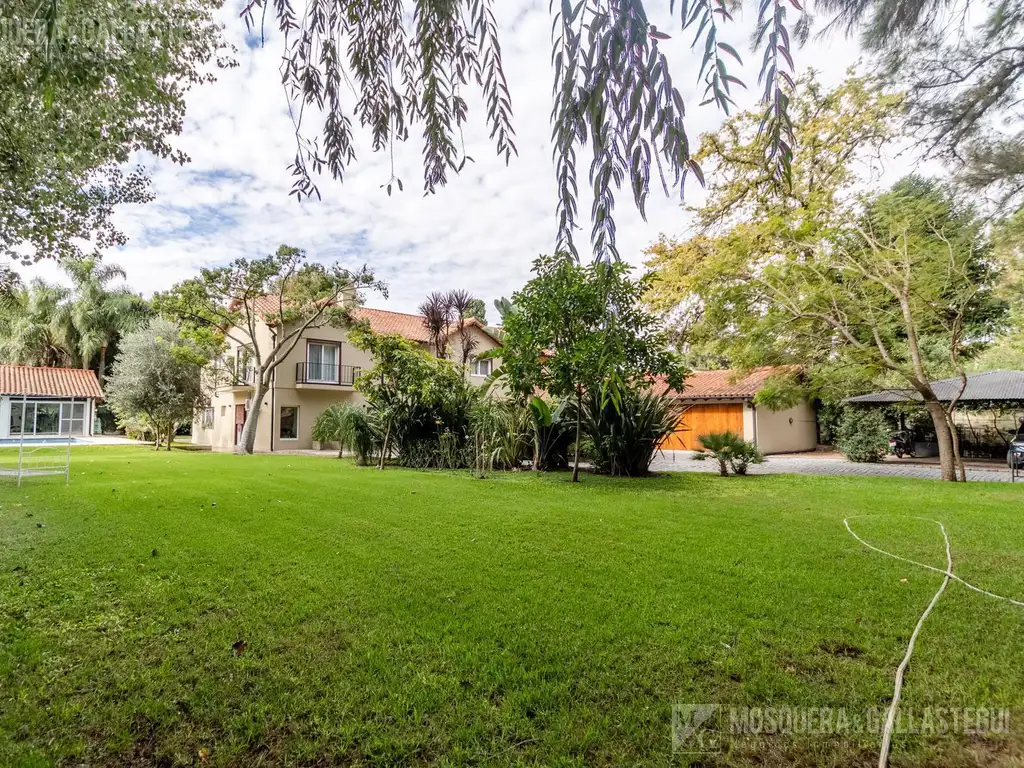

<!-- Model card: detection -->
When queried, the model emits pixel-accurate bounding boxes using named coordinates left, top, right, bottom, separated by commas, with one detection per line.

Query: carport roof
left=846, top=370, right=1024, bottom=405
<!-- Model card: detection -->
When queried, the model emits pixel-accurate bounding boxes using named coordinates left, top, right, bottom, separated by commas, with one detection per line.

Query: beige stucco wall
left=742, top=401, right=755, bottom=442
left=463, top=325, right=502, bottom=384
left=192, top=316, right=503, bottom=452
left=753, top=401, right=817, bottom=454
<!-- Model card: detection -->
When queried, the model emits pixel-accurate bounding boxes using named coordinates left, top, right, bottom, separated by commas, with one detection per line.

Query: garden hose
left=843, top=516, right=1024, bottom=768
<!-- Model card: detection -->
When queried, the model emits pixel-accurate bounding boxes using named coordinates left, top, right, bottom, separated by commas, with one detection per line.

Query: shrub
left=582, top=388, right=686, bottom=476
left=471, top=398, right=533, bottom=476
left=693, top=430, right=743, bottom=476
left=817, top=400, right=846, bottom=445
left=312, top=404, right=378, bottom=465
left=692, top=431, right=764, bottom=476
left=835, top=408, right=891, bottom=463
left=351, top=327, right=480, bottom=469
left=728, top=440, right=765, bottom=475
left=529, top=397, right=574, bottom=472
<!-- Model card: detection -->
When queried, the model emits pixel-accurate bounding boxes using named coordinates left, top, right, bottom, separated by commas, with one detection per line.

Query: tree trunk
left=944, top=411, right=967, bottom=482
left=924, top=400, right=958, bottom=482
left=571, top=392, right=582, bottom=483
left=532, top=419, right=541, bottom=470
left=98, top=344, right=108, bottom=389
left=378, top=421, right=391, bottom=470
left=235, top=380, right=268, bottom=455
left=166, top=424, right=175, bottom=452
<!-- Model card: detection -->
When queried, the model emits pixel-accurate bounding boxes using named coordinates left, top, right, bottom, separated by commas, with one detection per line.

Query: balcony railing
left=296, top=362, right=360, bottom=386
left=233, top=366, right=256, bottom=387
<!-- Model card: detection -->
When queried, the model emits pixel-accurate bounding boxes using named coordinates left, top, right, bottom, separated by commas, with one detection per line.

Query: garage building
left=654, top=367, right=818, bottom=454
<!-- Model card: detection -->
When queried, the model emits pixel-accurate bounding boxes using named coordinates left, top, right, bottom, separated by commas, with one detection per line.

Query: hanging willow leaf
left=236, top=0, right=802, bottom=260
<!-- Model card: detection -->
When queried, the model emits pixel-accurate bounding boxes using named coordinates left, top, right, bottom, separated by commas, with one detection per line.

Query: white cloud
left=14, top=1, right=926, bottom=318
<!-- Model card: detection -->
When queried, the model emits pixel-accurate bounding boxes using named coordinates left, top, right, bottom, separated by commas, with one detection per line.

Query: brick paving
left=650, top=450, right=1016, bottom=483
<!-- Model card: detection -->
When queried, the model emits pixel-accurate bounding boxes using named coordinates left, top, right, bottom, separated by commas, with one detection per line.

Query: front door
left=234, top=404, right=247, bottom=446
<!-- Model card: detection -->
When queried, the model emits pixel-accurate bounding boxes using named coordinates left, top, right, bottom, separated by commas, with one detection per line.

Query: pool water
left=0, top=437, right=78, bottom=446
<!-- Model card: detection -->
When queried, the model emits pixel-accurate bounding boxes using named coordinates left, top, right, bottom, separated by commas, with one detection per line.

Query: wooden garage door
left=661, top=403, right=744, bottom=451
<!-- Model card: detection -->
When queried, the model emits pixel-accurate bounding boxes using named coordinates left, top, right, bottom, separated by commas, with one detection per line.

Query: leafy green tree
left=645, top=73, right=905, bottom=366
left=349, top=325, right=474, bottom=469
left=499, top=254, right=684, bottom=482
left=106, top=319, right=211, bottom=451
left=1, top=0, right=230, bottom=265
left=154, top=245, right=383, bottom=455
left=464, top=299, right=487, bottom=326
left=973, top=209, right=1024, bottom=370
left=655, top=176, right=999, bottom=482
left=820, top=0, right=1024, bottom=204
left=63, top=258, right=148, bottom=387
left=645, top=78, right=1005, bottom=481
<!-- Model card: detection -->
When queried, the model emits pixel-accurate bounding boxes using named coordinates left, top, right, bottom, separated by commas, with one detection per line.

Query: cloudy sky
left=22, top=1, right=913, bottom=316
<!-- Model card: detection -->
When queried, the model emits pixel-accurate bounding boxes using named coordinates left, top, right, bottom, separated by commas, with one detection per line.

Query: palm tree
left=62, top=258, right=147, bottom=387
left=418, top=289, right=480, bottom=363
left=419, top=291, right=454, bottom=358
left=0, top=279, right=74, bottom=366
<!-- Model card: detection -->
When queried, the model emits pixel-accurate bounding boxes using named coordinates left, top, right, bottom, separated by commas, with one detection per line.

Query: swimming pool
left=0, top=437, right=78, bottom=446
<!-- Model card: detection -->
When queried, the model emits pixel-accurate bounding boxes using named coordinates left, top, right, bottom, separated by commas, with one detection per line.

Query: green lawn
left=1, top=448, right=1023, bottom=767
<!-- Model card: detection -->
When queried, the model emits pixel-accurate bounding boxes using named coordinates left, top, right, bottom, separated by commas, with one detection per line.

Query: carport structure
left=846, top=370, right=1024, bottom=460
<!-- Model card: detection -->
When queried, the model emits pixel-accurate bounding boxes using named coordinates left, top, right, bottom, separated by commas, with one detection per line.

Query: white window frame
left=471, top=357, right=492, bottom=377
left=306, top=342, right=341, bottom=383
left=9, top=399, right=87, bottom=436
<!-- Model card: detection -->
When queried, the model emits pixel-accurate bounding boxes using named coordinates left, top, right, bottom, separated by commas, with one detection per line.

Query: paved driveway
left=650, top=450, right=1016, bottom=483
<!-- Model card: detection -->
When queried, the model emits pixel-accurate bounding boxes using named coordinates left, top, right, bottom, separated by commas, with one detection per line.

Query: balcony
left=295, top=362, right=360, bottom=389
left=231, top=366, right=256, bottom=391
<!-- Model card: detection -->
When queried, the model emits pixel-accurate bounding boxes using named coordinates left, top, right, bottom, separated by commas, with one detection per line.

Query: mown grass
left=1, top=448, right=1023, bottom=767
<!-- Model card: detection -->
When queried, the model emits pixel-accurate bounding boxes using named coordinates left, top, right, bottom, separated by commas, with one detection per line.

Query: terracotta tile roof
left=652, top=366, right=793, bottom=400
left=0, top=365, right=104, bottom=400
left=350, top=307, right=431, bottom=343
left=239, top=298, right=502, bottom=347
left=452, top=317, right=504, bottom=347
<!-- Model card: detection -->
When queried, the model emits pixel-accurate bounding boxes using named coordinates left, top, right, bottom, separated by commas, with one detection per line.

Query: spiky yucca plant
left=583, top=388, right=685, bottom=477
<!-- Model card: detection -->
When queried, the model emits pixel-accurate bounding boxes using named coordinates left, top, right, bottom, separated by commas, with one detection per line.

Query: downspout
left=750, top=400, right=758, bottom=447
left=269, top=327, right=277, bottom=453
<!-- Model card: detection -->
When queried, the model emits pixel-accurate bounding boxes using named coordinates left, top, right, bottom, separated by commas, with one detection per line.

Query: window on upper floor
left=306, top=342, right=340, bottom=382
left=471, top=357, right=492, bottom=377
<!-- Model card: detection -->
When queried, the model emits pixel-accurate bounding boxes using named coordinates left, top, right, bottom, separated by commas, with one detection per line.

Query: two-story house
left=192, top=306, right=503, bottom=452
